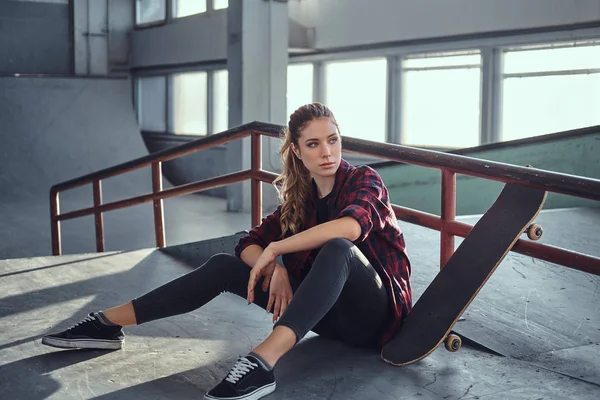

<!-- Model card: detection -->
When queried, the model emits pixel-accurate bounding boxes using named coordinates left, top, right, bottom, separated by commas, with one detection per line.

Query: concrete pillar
left=226, top=0, right=288, bottom=213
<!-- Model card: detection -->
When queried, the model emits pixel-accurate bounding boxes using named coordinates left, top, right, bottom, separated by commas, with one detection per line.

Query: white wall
left=289, top=0, right=600, bottom=49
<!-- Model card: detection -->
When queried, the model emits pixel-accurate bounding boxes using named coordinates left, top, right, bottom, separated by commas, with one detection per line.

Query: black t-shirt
left=311, top=191, right=332, bottom=260
left=316, top=192, right=330, bottom=225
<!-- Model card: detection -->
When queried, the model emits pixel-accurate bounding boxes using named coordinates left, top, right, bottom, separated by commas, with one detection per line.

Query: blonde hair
left=273, top=103, right=339, bottom=238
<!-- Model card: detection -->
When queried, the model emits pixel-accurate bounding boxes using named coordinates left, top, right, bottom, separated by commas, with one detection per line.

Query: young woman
left=42, top=102, right=413, bottom=400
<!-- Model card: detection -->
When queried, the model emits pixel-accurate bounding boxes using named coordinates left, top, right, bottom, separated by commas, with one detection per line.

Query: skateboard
left=381, top=182, right=547, bottom=366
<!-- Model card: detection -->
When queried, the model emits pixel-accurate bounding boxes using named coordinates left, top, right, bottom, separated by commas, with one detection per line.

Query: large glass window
left=287, top=63, right=314, bottom=120
left=402, top=52, right=481, bottom=148
left=325, top=58, right=387, bottom=142
left=213, top=0, right=228, bottom=10
left=501, top=42, right=600, bottom=141
left=172, top=72, right=208, bottom=135
left=137, top=76, right=166, bottom=132
left=136, top=0, right=166, bottom=25
left=213, top=69, right=229, bottom=134
left=503, top=45, right=600, bottom=74
left=173, top=0, right=207, bottom=18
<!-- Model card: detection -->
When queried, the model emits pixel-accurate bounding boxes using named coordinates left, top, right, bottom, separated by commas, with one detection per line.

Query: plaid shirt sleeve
left=334, top=166, right=389, bottom=243
left=234, top=206, right=283, bottom=258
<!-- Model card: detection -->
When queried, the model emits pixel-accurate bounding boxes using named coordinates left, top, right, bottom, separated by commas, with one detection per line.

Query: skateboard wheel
left=445, top=334, right=462, bottom=352
left=526, top=223, right=543, bottom=240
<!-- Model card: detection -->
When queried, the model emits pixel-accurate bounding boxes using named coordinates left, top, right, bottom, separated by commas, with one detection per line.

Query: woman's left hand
left=247, top=244, right=278, bottom=304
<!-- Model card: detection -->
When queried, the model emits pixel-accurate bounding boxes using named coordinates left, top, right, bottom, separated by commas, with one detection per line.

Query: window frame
left=135, top=75, right=169, bottom=133
left=134, top=0, right=168, bottom=29
left=135, top=0, right=228, bottom=29
left=499, top=40, right=600, bottom=141
left=134, top=63, right=228, bottom=138
left=133, top=27, right=600, bottom=148
left=400, top=50, right=483, bottom=148
left=322, top=57, right=390, bottom=143
left=292, top=27, right=600, bottom=148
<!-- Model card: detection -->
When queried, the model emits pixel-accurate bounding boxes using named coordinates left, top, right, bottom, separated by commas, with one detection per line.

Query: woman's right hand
left=265, top=264, right=293, bottom=323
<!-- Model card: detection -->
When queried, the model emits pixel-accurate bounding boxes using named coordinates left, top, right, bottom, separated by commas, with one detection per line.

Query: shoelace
left=225, top=357, right=258, bottom=384
left=68, top=314, right=96, bottom=330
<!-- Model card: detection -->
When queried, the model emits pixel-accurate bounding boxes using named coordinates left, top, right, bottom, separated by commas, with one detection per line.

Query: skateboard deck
left=381, top=183, right=547, bottom=366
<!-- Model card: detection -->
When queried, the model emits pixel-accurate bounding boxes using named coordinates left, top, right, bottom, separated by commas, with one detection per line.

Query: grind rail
left=49, top=122, right=600, bottom=275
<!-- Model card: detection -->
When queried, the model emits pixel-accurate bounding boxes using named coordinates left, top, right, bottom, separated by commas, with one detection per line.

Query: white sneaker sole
left=204, top=382, right=276, bottom=400
left=41, top=336, right=123, bottom=350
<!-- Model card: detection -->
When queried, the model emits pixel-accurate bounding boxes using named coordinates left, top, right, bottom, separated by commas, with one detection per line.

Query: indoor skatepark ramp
left=0, top=76, right=249, bottom=259
left=0, top=76, right=154, bottom=258
left=369, top=125, right=600, bottom=216
left=0, top=77, right=148, bottom=202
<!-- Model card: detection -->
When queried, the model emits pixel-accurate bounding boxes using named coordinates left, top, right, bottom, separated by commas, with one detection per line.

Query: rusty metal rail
left=50, top=122, right=600, bottom=277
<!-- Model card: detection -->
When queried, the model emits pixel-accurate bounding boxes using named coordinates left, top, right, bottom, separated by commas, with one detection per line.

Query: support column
left=480, top=47, right=503, bottom=145
left=226, top=0, right=288, bottom=213
left=386, top=56, right=402, bottom=144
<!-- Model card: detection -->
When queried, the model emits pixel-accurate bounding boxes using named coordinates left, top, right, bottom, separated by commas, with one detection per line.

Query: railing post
left=251, top=132, right=262, bottom=227
left=152, top=162, right=166, bottom=248
left=93, top=179, right=105, bottom=252
left=440, top=169, right=457, bottom=269
left=50, top=190, right=61, bottom=256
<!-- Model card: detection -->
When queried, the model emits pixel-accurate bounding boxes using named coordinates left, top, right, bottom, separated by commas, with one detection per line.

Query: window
left=325, top=58, right=387, bottom=142
left=402, top=52, right=481, bottom=148
left=173, top=0, right=206, bottom=18
left=136, top=0, right=166, bottom=25
left=213, top=70, right=228, bottom=134
left=501, top=42, right=600, bottom=141
left=137, top=76, right=166, bottom=132
left=287, top=63, right=314, bottom=120
left=172, top=72, right=208, bottom=135
left=213, top=0, right=228, bottom=10
left=503, top=45, right=600, bottom=74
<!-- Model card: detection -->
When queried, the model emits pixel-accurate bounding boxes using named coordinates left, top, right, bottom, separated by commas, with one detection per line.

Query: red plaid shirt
left=235, top=159, right=412, bottom=346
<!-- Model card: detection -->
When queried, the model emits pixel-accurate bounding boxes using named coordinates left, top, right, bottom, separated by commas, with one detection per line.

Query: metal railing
left=50, top=122, right=600, bottom=276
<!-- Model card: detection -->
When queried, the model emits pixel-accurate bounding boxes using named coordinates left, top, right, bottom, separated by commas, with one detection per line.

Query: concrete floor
left=1, top=202, right=599, bottom=399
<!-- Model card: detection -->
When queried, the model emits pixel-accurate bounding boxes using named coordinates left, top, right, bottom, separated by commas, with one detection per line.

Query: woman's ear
left=291, top=144, right=301, bottom=159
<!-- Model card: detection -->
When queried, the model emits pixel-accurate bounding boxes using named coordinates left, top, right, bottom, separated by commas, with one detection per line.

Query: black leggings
left=131, top=238, right=390, bottom=348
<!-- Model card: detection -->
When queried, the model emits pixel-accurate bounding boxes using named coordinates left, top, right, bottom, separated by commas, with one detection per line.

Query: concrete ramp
left=0, top=77, right=149, bottom=202
left=0, top=76, right=251, bottom=259
left=0, top=76, right=155, bottom=258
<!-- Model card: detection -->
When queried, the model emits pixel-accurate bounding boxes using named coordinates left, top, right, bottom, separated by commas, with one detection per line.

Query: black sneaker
left=41, top=312, right=124, bottom=350
left=204, top=355, right=276, bottom=400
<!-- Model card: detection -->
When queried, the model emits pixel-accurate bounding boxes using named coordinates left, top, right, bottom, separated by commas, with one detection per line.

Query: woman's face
left=293, top=118, right=342, bottom=179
